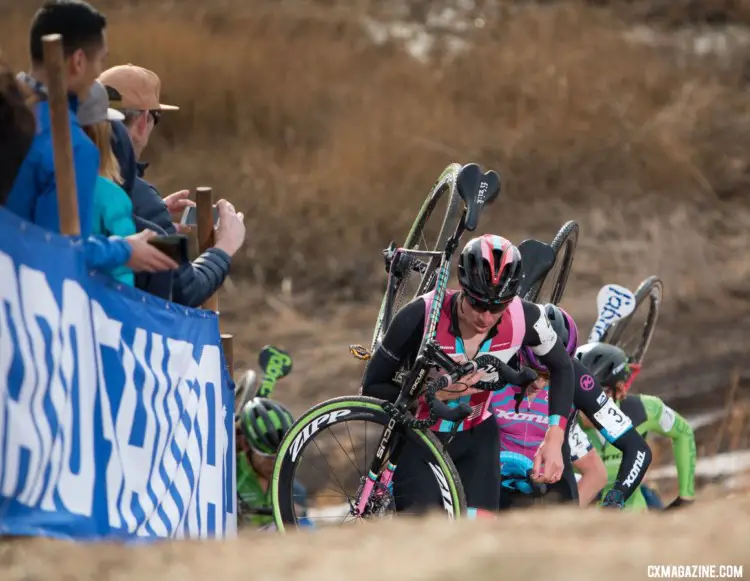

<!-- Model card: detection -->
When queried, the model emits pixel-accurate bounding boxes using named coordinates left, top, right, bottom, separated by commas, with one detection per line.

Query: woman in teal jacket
left=78, top=80, right=136, bottom=286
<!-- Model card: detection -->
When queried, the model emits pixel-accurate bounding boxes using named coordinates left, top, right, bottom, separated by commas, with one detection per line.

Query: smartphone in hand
left=147, top=234, right=189, bottom=264
left=180, top=205, right=219, bottom=227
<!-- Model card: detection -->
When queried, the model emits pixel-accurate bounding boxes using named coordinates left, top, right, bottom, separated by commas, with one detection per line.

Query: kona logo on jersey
left=289, top=409, right=352, bottom=462
left=495, top=409, right=548, bottom=425
left=588, top=284, right=636, bottom=343
left=427, top=462, right=454, bottom=518
left=623, top=450, right=648, bottom=488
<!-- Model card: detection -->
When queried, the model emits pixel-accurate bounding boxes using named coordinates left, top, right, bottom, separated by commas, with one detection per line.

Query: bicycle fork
left=355, top=423, right=406, bottom=516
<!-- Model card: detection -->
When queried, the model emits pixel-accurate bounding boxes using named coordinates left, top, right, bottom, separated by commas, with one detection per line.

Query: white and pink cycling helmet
left=521, top=304, right=578, bottom=372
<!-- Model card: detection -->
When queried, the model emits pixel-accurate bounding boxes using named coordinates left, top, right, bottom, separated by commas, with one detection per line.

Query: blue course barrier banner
left=0, top=208, right=236, bottom=541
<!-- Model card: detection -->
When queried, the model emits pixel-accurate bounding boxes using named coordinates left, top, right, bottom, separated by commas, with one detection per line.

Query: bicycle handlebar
left=424, top=351, right=539, bottom=424
left=425, top=374, right=475, bottom=424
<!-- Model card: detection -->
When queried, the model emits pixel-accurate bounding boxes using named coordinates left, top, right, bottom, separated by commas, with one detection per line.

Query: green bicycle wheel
left=271, top=396, right=466, bottom=532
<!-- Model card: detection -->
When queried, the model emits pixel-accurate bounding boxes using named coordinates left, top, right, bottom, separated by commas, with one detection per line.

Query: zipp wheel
left=271, top=396, right=466, bottom=532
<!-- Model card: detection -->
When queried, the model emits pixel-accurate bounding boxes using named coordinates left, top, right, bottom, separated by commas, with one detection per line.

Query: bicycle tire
left=271, top=396, right=467, bottom=532
left=600, top=275, right=663, bottom=365
left=370, top=164, right=462, bottom=351
left=524, top=220, right=579, bottom=306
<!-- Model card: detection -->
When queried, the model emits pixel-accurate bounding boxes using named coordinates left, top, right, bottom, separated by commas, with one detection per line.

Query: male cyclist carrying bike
left=492, top=305, right=652, bottom=509
left=237, top=397, right=311, bottom=529
left=362, top=234, right=576, bottom=515
left=575, top=343, right=697, bottom=511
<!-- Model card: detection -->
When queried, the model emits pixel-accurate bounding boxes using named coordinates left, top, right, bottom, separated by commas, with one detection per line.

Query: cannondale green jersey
left=236, top=453, right=273, bottom=527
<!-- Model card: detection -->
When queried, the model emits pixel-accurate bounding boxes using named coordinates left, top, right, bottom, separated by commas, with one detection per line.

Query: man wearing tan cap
left=99, top=63, right=178, bottom=160
left=100, top=63, right=247, bottom=308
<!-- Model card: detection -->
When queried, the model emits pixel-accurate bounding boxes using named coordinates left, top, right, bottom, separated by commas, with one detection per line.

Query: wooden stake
left=196, top=186, right=218, bottom=312
left=221, top=334, right=234, bottom=378
left=195, top=187, right=234, bottom=384
left=42, top=34, right=79, bottom=235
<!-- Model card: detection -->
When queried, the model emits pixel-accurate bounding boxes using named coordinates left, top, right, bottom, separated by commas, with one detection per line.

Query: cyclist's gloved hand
left=600, top=489, right=625, bottom=509
left=665, top=497, right=694, bottom=510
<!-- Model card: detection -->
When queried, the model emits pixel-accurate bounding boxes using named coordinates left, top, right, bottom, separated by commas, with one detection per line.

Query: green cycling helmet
left=239, top=397, right=294, bottom=455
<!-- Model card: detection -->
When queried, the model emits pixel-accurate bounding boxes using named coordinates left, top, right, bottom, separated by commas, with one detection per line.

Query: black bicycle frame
left=362, top=162, right=502, bottom=502
left=367, top=211, right=468, bottom=470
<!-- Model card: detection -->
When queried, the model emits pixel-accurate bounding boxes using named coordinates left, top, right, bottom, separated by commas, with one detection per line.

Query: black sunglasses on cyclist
left=463, top=293, right=512, bottom=314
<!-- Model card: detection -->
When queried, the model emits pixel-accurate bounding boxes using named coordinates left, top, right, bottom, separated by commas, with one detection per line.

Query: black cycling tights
left=392, top=416, right=500, bottom=513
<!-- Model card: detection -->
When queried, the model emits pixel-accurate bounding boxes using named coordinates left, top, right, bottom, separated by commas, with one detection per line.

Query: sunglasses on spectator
left=148, top=109, right=161, bottom=125
left=463, top=293, right=512, bottom=314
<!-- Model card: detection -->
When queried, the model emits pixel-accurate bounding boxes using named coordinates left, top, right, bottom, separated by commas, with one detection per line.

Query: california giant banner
left=0, top=208, right=236, bottom=541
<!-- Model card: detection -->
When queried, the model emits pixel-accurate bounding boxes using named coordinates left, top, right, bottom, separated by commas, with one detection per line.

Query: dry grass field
left=2, top=2, right=750, bottom=575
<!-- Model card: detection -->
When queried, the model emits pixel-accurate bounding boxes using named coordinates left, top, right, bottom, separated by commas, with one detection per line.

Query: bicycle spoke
left=309, top=437, right=355, bottom=501
left=328, top=426, right=363, bottom=480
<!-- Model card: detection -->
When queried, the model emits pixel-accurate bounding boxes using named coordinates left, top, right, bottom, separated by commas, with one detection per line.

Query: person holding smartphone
left=102, top=64, right=246, bottom=307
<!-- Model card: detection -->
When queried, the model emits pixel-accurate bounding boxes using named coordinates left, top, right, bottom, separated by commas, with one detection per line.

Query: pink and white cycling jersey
left=491, top=384, right=550, bottom=459
left=414, top=289, right=526, bottom=433
left=490, top=385, right=589, bottom=470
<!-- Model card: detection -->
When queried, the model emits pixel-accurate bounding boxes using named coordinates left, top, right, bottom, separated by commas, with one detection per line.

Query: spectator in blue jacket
left=78, top=79, right=136, bottom=285
left=108, top=117, right=174, bottom=299
left=102, top=64, right=246, bottom=307
left=6, top=0, right=107, bottom=238
left=6, top=1, right=181, bottom=281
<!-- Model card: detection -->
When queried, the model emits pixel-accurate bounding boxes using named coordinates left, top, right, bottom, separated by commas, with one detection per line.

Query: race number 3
left=593, top=399, right=632, bottom=441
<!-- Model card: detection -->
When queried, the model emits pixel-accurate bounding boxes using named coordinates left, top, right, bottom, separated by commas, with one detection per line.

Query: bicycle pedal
left=349, top=344, right=371, bottom=361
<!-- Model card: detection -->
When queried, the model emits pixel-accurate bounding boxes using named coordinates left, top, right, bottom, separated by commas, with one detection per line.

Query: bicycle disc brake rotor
left=353, top=478, right=396, bottom=520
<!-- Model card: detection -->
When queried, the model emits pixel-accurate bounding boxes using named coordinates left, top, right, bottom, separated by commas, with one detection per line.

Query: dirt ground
left=2, top=498, right=750, bottom=580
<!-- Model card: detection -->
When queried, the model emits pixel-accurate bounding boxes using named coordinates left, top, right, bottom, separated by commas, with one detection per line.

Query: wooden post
left=221, top=334, right=234, bottom=377
left=42, top=34, right=79, bottom=235
left=196, top=186, right=218, bottom=312
left=195, top=187, right=234, bottom=383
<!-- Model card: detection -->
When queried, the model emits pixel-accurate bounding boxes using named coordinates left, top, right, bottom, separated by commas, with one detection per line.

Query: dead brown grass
left=2, top=498, right=750, bottom=580
left=2, top=1, right=750, bottom=304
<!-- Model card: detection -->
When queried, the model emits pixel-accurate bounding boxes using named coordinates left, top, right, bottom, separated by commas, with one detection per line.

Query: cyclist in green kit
left=236, top=397, right=311, bottom=529
left=575, top=343, right=696, bottom=510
